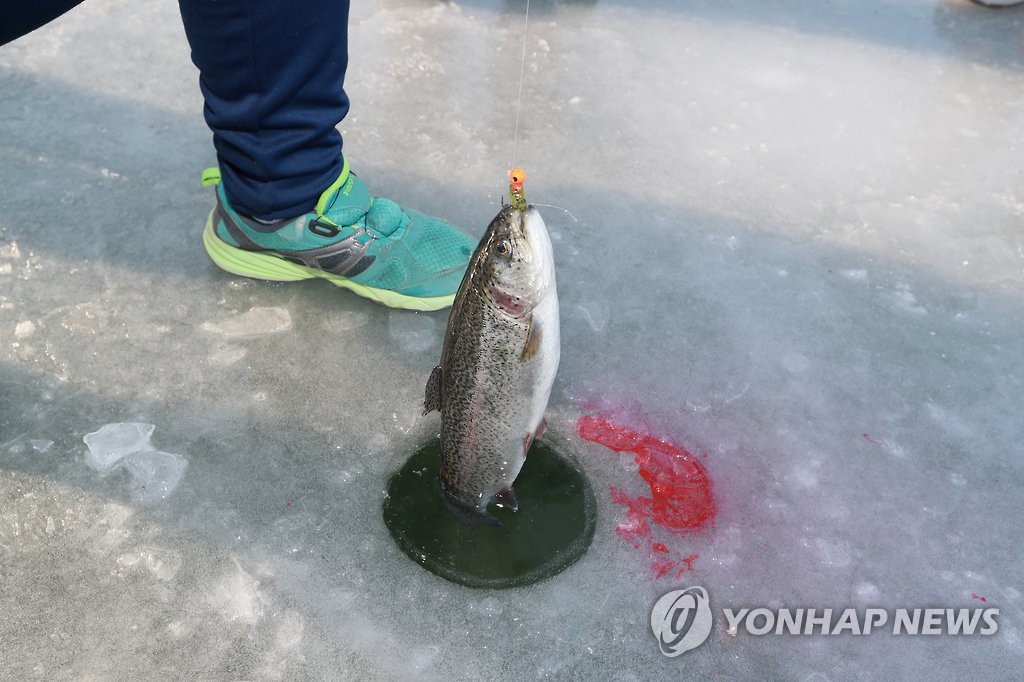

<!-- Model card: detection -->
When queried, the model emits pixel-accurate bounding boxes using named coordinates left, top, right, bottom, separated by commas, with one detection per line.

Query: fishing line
left=510, top=0, right=531, bottom=170
left=529, top=203, right=579, bottom=222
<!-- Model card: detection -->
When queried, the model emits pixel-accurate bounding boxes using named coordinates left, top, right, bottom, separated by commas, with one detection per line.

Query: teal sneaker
left=200, top=159, right=475, bottom=311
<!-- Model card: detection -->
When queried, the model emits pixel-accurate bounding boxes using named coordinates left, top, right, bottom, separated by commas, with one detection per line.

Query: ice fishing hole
left=382, top=438, right=596, bottom=589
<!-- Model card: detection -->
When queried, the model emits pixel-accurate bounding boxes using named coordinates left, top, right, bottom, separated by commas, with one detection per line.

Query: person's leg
left=1, top=1, right=88, bottom=46
left=178, top=0, right=348, bottom=220
left=178, top=0, right=475, bottom=311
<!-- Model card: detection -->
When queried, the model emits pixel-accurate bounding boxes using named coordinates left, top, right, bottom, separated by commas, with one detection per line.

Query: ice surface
left=115, top=546, right=184, bottom=581
left=213, top=558, right=269, bottom=625
left=388, top=309, right=440, bottom=354
left=2, top=0, right=1023, bottom=678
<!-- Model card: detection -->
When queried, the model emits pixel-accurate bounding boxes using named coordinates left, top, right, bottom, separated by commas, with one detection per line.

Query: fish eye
left=495, top=240, right=512, bottom=256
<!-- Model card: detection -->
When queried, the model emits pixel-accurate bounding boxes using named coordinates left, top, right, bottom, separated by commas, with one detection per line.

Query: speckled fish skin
left=424, top=204, right=560, bottom=517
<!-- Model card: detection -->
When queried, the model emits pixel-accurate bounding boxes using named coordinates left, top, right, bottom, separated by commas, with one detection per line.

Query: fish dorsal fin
left=520, top=315, right=543, bottom=362
left=423, top=366, right=443, bottom=415
left=493, top=486, right=519, bottom=512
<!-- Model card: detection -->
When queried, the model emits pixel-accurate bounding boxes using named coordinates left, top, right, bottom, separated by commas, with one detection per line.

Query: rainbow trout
left=424, top=177, right=559, bottom=523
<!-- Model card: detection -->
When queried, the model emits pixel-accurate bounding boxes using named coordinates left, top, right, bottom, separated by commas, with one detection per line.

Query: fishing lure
left=508, top=168, right=527, bottom=211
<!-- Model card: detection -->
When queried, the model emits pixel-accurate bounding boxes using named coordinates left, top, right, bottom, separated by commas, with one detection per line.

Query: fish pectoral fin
left=522, top=420, right=547, bottom=457
left=520, top=315, right=543, bottom=362
left=493, top=486, right=519, bottom=512
left=423, top=366, right=443, bottom=415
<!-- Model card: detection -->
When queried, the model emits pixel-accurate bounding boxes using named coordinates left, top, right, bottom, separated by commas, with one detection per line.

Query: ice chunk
left=14, top=320, right=35, bottom=339
left=83, top=423, right=188, bottom=501
left=207, top=343, right=247, bottom=366
left=201, top=306, right=292, bottom=338
left=119, top=450, right=189, bottom=503
left=83, top=422, right=155, bottom=473
left=29, top=439, right=53, bottom=453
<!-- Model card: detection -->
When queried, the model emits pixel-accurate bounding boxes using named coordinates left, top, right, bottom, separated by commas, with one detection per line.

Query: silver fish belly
left=424, top=205, right=559, bottom=516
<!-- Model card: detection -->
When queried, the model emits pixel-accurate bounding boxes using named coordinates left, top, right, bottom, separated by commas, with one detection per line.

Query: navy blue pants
left=2, top=0, right=350, bottom=220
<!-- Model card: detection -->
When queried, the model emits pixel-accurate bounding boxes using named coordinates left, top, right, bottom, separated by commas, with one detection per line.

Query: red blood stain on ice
left=578, top=415, right=715, bottom=532
left=285, top=500, right=294, bottom=509
left=862, top=433, right=884, bottom=446
left=651, top=552, right=699, bottom=579
left=651, top=556, right=676, bottom=579
left=972, top=593, right=988, bottom=603
left=578, top=415, right=715, bottom=578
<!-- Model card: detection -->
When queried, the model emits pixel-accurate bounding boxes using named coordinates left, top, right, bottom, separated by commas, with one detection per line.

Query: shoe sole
left=202, top=213, right=455, bottom=312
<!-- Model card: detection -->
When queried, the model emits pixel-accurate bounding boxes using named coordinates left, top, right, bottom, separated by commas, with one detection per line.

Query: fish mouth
left=503, top=206, right=540, bottom=256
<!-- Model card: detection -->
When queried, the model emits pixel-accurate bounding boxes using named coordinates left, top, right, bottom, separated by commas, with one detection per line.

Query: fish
left=423, top=196, right=559, bottom=524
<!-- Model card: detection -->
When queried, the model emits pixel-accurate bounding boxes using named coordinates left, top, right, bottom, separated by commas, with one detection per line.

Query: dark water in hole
left=382, top=439, right=596, bottom=588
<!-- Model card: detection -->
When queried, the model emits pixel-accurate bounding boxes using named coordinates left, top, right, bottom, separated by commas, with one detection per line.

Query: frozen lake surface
left=1, top=0, right=1022, bottom=678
